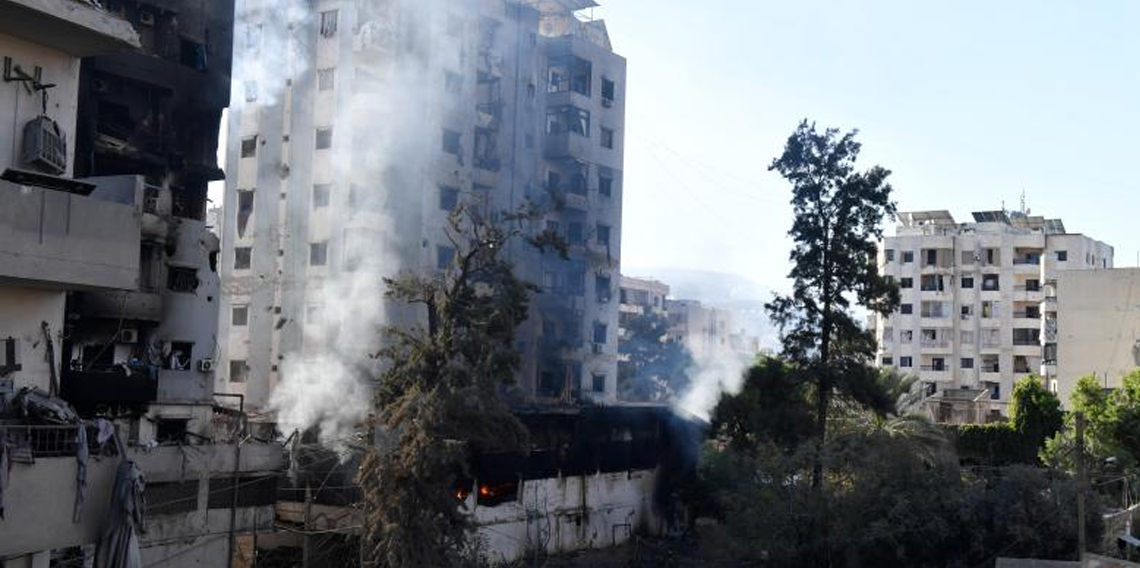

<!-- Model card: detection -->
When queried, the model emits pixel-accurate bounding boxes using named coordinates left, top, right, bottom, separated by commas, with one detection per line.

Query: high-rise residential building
left=873, top=209, right=1113, bottom=423
left=219, top=0, right=626, bottom=416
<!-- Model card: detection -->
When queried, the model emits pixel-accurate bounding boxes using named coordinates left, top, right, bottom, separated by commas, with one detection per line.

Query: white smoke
left=231, top=0, right=312, bottom=110
left=675, top=344, right=750, bottom=421
left=261, top=0, right=450, bottom=453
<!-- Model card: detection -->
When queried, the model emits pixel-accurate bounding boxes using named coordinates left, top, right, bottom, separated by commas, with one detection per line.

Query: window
left=593, top=322, right=608, bottom=344
left=899, top=356, right=913, bottom=368
left=442, top=129, right=462, bottom=155
left=598, top=175, right=613, bottom=197
left=1, top=337, right=21, bottom=375
left=592, top=374, right=606, bottom=393
left=312, top=184, right=330, bottom=208
left=902, top=251, right=914, bottom=263
left=982, top=274, right=1000, bottom=291
left=180, top=39, right=207, bottom=70
left=1024, top=279, right=1040, bottom=292
left=319, top=10, right=338, bottom=37
left=165, top=342, right=193, bottom=370
left=234, top=247, right=251, bottom=270
left=167, top=266, right=199, bottom=292
left=439, top=186, right=459, bottom=211
left=961, top=305, right=973, bottom=319
left=900, top=330, right=913, bottom=343
left=317, top=68, right=335, bottom=91
left=961, top=276, right=974, bottom=289
left=961, top=357, right=974, bottom=369
left=156, top=418, right=190, bottom=444
left=881, top=356, right=893, bottom=366
left=547, top=56, right=591, bottom=95
left=241, top=136, right=257, bottom=158
left=527, top=82, right=537, bottom=100
left=232, top=306, right=249, bottom=326
left=309, top=242, right=328, bottom=266
left=315, top=128, right=333, bottom=150
left=567, top=222, right=584, bottom=245
left=596, top=224, right=611, bottom=247
left=444, top=71, right=462, bottom=94
left=981, top=300, right=999, bottom=319
left=900, top=303, right=913, bottom=315
left=600, top=127, right=615, bottom=149
left=236, top=190, right=254, bottom=237
left=437, top=245, right=455, bottom=271
left=595, top=274, right=611, bottom=303
left=924, top=249, right=938, bottom=266
left=601, top=78, right=615, bottom=103
left=546, top=106, right=590, bottom=137
left=899, top=277, right=913, bottom=289
left=885, top=249, right=895, bottom=262
left=230, top=360, right=248, bottom=383
left=961, top=250, right=976, bottom=265
left=984, top=248, right=999, bottom=266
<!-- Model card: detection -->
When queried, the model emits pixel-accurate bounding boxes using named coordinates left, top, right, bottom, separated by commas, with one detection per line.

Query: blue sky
left=598, top=0, right=1140, bottom=289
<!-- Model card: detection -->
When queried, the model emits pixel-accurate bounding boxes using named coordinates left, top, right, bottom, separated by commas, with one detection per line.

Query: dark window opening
left=156, top=419, right=189, bottom=444
left=442, top=129, right=462, bottom=155
left=167, top=266, right=199, bottom=292
left=1056, top=250, right=1068, bottom=262
left=312, top=184, right=331, bottom=209
left=592, top=322, right=607, bottom=344
left=900, top=303, right=913, bottom=315
left=232, top=306, right=249, bottom=327
left=315, top=128, right=333, bottom=150
left=592, top=374, right=606, bottom=392
left=310, top=242, right=328, bottom=267
left=601, top=78, right=615, bottom=104
left=237, top=190, right=254, bottom=237
left=319, top=10, right=338, bottom=38
left=598, top=175, right=613, bottom=197
left=179, top=39, right=207, bottom=70
left=439, top=186, right=460, bottom=211
left=546, top=106, right=590, bottom=137
left=1, top=337, right=21, bottom=375
left=595, top=275, right=611, bottom=303
left=230, top=359, right=248, bottom=383
left=208, top=476, right=278, bottom=508
left=596, top=224, right=611, bottom=247
left=148, top=481, right=200, bottom=515
left=241, top=136, right=257, bottom=158
left=961, top=276, right=974, bottom=289
left=437, top=246, right=456, bottom=271
left=234, top=247, right=251, bottom=270
left=600, top=127, right=615, bottom=149
left=165, top=342, right=193, bottom=371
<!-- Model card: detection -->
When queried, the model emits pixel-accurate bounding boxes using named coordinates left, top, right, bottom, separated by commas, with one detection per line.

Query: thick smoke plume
left=240, top=0, right=452, bottom=452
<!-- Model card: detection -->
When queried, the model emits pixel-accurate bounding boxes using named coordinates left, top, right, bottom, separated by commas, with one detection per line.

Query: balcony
left=61, top=367, right=158, bottom=405
left=544, top=130, right=591, bottom=160
left=0, top=179, right=140, bottom=291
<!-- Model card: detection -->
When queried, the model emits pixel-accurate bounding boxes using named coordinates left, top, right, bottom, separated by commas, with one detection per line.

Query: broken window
left=596, top=224, right=611, bottom=247
left=601, top=78, right=616, bottom=104
left=595, top=274, right=611, bottom=303
left=315, top=127, right=333, bottom=150
left=309, top=242, right=328, bottom=267
left=600, top=127, right=615, bottom=149
left=229, top=360, right=248, bottom=383
left=179, top=39, right=207, bottom=70
left=444, top=71, right=462, bottom=94
left=167, top=266, right=199, bottom=292
left=237, top=190, right=254, bottom=237
left=319, top=10, right=338, bottom=37
left=439, top=186, right=460, bottom=211
left=437, top=245, right=456, bottom=271
left=165, top=342, right=193, bottom=370
left=234, top=247, right=252, bottom=270
left=232, top=306, right=249, bottom=327
left=598, top=175, right=613, bottom=197
left=312, top=184, right=331, bottom=209
left=546, top=106, right=590, bottom=137
left=547, top=56, right=591, bottom=96
left=317, top=68, right=335, bottom=91
left=592, top=373, right=606, bottom=392
left=442, top=129, right=462, bottom=155
left=241, top=136, right=257, bottom=158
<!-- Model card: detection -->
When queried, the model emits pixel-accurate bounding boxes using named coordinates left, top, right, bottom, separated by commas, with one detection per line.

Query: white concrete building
left=618, top=275, right=669, bottom=335
left=874, top=209, right=1113, bottom=423
left=218, top=0, right=627, bottom=415
left=1053, top=268, right=1140, bottom=406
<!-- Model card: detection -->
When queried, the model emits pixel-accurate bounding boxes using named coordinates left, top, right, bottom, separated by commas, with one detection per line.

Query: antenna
left=1020, top=189, right=1027, bottom=215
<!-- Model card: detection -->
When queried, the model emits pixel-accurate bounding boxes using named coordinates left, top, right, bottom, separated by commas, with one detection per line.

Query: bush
left=946, top=422, right=1040, bottom=466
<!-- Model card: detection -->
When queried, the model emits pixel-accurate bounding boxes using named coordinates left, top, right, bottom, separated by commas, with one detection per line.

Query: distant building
left=873, top=208, right=1113, bottom=423
left=1053, top=268, right=1140, bottom=406
left=619, top=275, right=669, bottom=332
left=666, top=298, right=759, bottom=362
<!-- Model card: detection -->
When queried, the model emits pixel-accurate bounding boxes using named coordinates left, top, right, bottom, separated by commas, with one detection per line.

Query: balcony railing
left=920, top=339, right=950, bottom=348
left=1012, top=311, right=1041, bottom=319
left=1012, top=258, right=1041, bottom=265
left=981, top=364, right=1001, bottom=373
left=920, top=365, right=948, bottom=372
left=0, top=424, right=114, bottom=459
left=1013, top=339, right=1040, bottom=346
left=1014, top=285, right=1042, bottom=293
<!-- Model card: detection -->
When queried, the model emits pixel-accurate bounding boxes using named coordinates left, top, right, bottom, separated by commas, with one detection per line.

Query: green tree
left=617, top=311, right=693, bottom=402
left=710, top=357, right=815, bottom=453
left=765, top=119, right=899, bottom=489
left=358, top=205, right=562, bottom=567
left=1009, top=376, right=1064, bottom=456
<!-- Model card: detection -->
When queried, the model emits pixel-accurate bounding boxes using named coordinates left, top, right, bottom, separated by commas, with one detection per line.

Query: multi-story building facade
left=618, top=275, right=669, bottom=332
left=874, top=209, right=1113, bottom=423
left=0, top=2, right=284, bottom=566
left=219, top=0, right=626, bottom=415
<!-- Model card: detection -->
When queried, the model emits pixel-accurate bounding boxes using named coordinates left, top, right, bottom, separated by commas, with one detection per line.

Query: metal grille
left=0, top=424, right=113, bottom=459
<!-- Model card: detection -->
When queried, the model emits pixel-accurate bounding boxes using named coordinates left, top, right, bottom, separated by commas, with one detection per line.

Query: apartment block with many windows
left=219, top=0, right=626, bottom=415
left=873, top=209, right=1112, bottom=423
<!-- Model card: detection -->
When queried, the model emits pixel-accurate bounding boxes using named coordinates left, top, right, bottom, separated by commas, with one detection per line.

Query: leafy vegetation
left=617, top=311, right=694, bottom=402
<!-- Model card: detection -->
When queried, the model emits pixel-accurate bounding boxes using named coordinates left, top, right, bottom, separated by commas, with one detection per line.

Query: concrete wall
left=1055, top=268, right=1140, bottom=406
left=0, top=286, right=64, bottom=391
left=471, top=469, right=662, bottom=563
left=0, top=34, right=80, bottom=176
left=0, top=454, right=118, bottom=556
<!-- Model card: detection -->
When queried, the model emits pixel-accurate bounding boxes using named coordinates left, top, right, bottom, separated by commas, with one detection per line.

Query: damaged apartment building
left=0, top=1, right=282, bottom=567
left=216, top=0, right=699, bottom=564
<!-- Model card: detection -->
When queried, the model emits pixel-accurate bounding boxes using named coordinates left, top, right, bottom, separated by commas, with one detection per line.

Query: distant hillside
left=623, top=267, right=781, bottom=350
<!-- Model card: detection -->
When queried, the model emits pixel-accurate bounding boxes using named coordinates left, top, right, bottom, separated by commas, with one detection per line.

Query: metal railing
left=0, top=424, right=112, bottom=458
left=920, top=365, right=948, bottom=372
left=1012, top=258, right=1041, bottom=265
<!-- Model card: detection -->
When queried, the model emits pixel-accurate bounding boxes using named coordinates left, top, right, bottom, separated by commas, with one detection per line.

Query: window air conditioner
left=119, top=329, right=139, bottom=344
left=22, top=116, right=67, bottom=175
left=198, top=359, right=215, bottom=372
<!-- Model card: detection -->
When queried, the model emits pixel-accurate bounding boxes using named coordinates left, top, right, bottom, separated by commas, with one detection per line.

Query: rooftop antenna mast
left=1020, top=188, right=1028, bottom=215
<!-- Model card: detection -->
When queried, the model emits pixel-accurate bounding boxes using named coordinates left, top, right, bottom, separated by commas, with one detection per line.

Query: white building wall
left=1054, top=268, right=1140, bottom=406
left=0, top=288, right=65, bottom=392
left=0, top=34, right=80, bottom=176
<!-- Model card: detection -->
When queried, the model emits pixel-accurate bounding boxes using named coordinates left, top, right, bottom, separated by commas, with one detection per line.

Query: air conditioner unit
left=119, top=329, right=139, bottom=344
left=22, top=116, right=67, bottom=175
left=138, top=10, right=155, bottom=26
left=198, top=359, right=215, bottom=372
